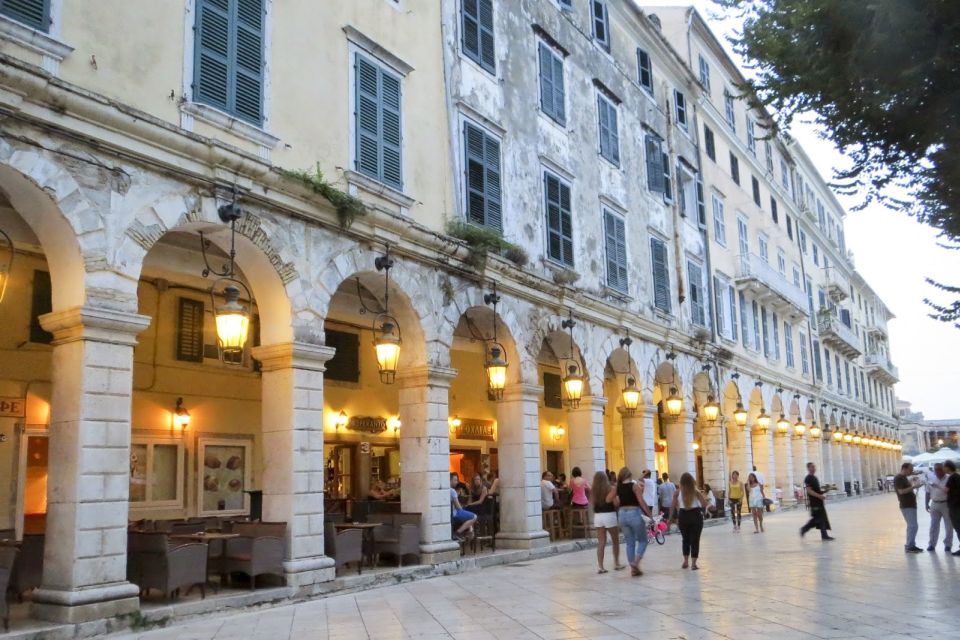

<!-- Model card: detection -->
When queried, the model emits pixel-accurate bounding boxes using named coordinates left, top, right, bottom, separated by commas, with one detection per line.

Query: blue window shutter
left=545, top=173, right=573, bottom=266
left=0, top=0, right=49, bottom=31
left=662, top=153, right=672, bottom=199
left=651, top=238, right=670, bottom=313
left=645, top=135, right=665, bottom=193
left=195, top=0, right=231, bottom=112
left=688, top=261, right=704, bottom=326
left=234, top=0, right=264, bottom=124
left=483, top=132, right=501, bottom=230
left=598, top=97, right=610, bottom=160
left=463, top=0, right=495, bottom=73
left=464, top=122, right=501, bottom=230
left=552, top=51, right=565, bottom=124
left=380, top=70, right=403, bottom=189
left=608, top=103, right=619, bottom=163
left=355, top=54, right=381, bottom=180
left=739, top=291, right=749, bottom=348
left=729, top=286, right=738, bottom=342
left=695, top=176, right=706, bottom=226
left=604, top=211, right=627, bottom=292
left=713, top=276, right=724, bottom=336
left=539, top=44, right=554, bottom=118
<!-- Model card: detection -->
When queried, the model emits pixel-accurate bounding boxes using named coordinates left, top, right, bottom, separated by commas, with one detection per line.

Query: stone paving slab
left=99, top=494, right=959, bottom=640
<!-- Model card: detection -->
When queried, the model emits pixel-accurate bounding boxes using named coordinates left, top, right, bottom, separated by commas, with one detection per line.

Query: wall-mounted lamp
left=692, top=441, right=701, bottom=451
left=448, top=416, right=462, bottom=433
left=173, top=397, right=191, bottom=430
left=388, top=416, right=401, bottom=435
left=549, top=425, right=566, bottom=441
left=336, top=410, right=349, bottom=430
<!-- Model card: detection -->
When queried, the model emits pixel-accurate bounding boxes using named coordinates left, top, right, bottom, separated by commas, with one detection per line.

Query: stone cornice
left=396, top=365, right=459, bottom=389
left=252, top=342, right=336, bottom=372
left=38, top=306, right=152, bottom=346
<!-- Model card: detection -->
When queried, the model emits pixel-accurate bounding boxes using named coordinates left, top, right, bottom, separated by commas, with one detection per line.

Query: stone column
left=773, top=434, right=795, bottom=505
left=832, top=440, right=845, bottom=492
left=699, top=418, right=725, bottom=491
left=727, top=424, right=750, bottom=479
left=567, top=396, right=606, bottom=478
left=495, top=383, right=549, bottom=549
left=806, top=436, right=823, bottom=483
left=821, top=436, right=834, bottom=486
left=752, top=429, right=775, bottom=494
left=252, top=342, right=336, bottom=592
left=791, top=435, right=807, bottom=495
left=397, top=366, right=460, bottom=563
left=842, top=443, right=854, bottom=494
left=32, top=306, right=150, bottom=623
left=621, top=407, right=654, bottom=474
left=665, top=412, right=695, bottom=478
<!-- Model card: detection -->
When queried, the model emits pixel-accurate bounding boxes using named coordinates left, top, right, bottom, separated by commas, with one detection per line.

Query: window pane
left=152, top=445, right=179, bottom=501
left=129, top=444, right=148, bottom=503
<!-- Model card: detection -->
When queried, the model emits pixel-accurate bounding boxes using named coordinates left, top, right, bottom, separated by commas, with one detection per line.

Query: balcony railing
left=735, top=253, right=809, bottom=319
left=824, top=269, right=849, bottom=302
left=817, top=312, right=862, bottom=358
left=865, top=319, right=888, bottom=339
left=864, top=353, right=899, bottom=384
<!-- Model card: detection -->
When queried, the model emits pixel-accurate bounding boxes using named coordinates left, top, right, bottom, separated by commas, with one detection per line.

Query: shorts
left=452, top=509, right=476, bottom=527
left=594, top=511, right=618, bottom=529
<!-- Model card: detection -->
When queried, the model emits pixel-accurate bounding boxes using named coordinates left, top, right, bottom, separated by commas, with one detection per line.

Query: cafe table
left=333, top=522, right=383, bottom=567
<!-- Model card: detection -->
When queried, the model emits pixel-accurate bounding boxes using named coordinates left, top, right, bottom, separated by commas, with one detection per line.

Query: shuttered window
left=645, top=134, right=665, bottom=193
left=730, top=152, right=740, bottom=185
left=591, top=0, right=610, bottom=50
left=464, top=121, right=502, bottom=230
left=651, top=238, right=670, bottom=313
left=785, top=321, right=795, bottom=368
left=739, top=291, right=749, bottom=349
left=176, top=298, right=205, bottom=362
left=695, top=176, right=706, bottom=226
left=544, top=172, right=573, bottom=266
left=597, top=94, right=619, bottom=165
left=687, top=261, right=705, bottom=326
left=543, top=372, right=563, bottom=409
left=355, top=53, right=403, bottom=190
left=729, top=286, right=739, bottom=342
left=603, top=210, right=628, bottom=293
left=637, top=48, right=653, bottom=95
left=674, top=90, right=687, bottom=129
left=324, top=329, right=360, bottom=383
left=0, top=0, right=49, bottom=31
left=771, top=311, right=780, bottom=360
left=194, top=0, right=264, bottom=125
left=538, top=43, right=565, bottom=125
left=462, top=0, right=495, bottom=73
left=29, top=270, right=52, bottom=344
left=704, top=125, right=715, bottom=161
left=713, top=276, right=726, bottom=337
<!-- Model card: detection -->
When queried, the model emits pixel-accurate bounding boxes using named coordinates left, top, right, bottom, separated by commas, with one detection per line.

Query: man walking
left=657, top=473, right=677, bottom=522
left=641, top=470, right=658, bottom=515
left=924, top=462, right=954, bottom=553
left=894, top=462, right=923, bottom=553
left=800, top=462, right=834, bottom=541
left=944, top=461, right=960, bottom=556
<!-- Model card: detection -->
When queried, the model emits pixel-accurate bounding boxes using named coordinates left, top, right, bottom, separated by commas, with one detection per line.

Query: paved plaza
left=107, top=495, right=958, bottom=640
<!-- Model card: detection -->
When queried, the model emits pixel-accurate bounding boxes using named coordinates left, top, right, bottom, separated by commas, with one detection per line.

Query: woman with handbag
left=616, top=467, right=653, bottom=576
left=670, top=472, right=707, bottom=570
left=747, top=473, right=765, bottom=533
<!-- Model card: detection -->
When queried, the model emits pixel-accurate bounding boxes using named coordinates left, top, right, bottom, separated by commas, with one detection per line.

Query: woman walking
left=670, top=472, right=707, bottom=570
left=591, top=471, right=623, bottom=573
left=569, top=466, right=590, bottom=509
left=616, top=467, right=653, bottom=576
left=727, top=470, right=743, bottom=531
left=747, top=472, right=765, bottom=533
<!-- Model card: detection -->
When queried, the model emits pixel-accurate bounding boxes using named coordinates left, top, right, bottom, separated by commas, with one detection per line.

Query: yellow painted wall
left=538, top=365, right=568, bottom=476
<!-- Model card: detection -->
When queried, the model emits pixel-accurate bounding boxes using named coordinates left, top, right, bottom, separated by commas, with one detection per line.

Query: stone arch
left=690, top=370, right=713, bottom=413
left=529, top=312, right=593, bottom=398
left=0, top=145, right=92, bottom=310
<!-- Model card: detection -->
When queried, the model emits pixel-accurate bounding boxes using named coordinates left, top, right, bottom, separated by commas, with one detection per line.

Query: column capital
left=396, top=364, right=458, bottom=388
left=501, top=382, right=542, bottom=402
left=39, top=305, right=151, bottom=346
left=252, top=341, right=336, bottom=372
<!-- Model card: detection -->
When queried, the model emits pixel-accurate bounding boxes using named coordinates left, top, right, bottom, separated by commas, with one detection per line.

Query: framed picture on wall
left=196, top=436, right=253, bottom=517
left=129, top=435, right=185, bottom=509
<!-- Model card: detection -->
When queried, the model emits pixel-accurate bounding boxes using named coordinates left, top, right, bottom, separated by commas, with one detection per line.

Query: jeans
left=728, top=499, right=742, bottom=526
left=618, top=509, right=648, bottom=565
left=678, top=508, right=704, bottom=559
left=928, top=501, right=954, bottom=548
left=901, top=507, right=918, bottom=549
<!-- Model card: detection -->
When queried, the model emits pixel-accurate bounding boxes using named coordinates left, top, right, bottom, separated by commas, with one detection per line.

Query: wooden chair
left=542, top=509, right=563, bottom=541
left=569, top=507, right=590, bottom=539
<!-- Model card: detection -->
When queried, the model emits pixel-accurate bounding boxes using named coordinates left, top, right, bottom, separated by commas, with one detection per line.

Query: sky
left=639, top=1, right=960, bottom=419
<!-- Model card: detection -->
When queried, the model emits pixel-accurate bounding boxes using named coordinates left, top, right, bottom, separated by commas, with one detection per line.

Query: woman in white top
left=747, top=473, right=765, bottom=533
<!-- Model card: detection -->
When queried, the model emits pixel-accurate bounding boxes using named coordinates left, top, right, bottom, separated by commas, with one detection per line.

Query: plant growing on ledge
left=445, top=220, right=527, bottom=270
left=280, top=164, right=368, bottom=229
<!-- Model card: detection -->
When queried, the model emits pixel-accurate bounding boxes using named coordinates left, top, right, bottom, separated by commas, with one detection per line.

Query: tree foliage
left=715, top=0, right=960, bottom=325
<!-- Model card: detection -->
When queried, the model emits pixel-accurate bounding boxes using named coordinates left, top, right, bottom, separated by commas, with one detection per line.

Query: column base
left=420, top=540, right=462, bottom=564
left=31, top=582, right=140, bottom=624
left=495, top=530, right=551, bottom=550
left=284, top=555, right=336, bottom=592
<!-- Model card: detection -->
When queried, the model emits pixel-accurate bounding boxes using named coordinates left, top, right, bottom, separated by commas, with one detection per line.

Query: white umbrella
left=928, top=447, right=960, bottom=463
left=910, top=451, right=935, bottom=464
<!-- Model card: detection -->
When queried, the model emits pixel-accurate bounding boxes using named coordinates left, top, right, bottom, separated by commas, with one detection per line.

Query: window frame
left=729, top=152, right=740, bottom=185
left=698, top=54, right=711, bottom=93
left=637, top=48, right=654, bottom=95
left=462, top=119, right=503, bottom=230
left=461, top=0, right=496, bottom=74
left=723, top=90, right=736, bottom=132
left=603, top=208, right=629, bottom=293
left=590, top=0, right=610, bottom=50
left=544, top=170, right=575, bottom=267
left=596, top=92, right=620, bottom=166
left=711, top=193, right=726, bottom=246
left=650, top=236, right=672, bottom=314
left=687, top=259, right=706, bottom=327
left=129, top=435, right=186, bottom=510
left=537, top=40, right=566, bottom=126
left=352, top=50, right=405, bottom=191
left=704, top=124, right=716, bottom=161
left=674, top=89, right=688, bottom=130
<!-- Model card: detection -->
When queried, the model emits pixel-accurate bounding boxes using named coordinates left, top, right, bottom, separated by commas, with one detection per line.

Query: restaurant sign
left=454, top=419, right=495, bottom=441
left=0, top=397, right=25, bottom=418
left=347, top=416, right=388, bottom=434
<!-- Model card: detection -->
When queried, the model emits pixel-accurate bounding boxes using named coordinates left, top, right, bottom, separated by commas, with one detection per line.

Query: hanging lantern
left=852, top=433, right=862, bottom=445
left=701, top=395, right=720, bottom=424
left=793, top=419, right=806, bottom=438
left=733, top=402, right=748, bottom=428
left=622, top=376, right=642, bottom=414
left=843, top=431, right=853, bottom=444
left=214, top=284, right=251, bottom=357
left=484, top=343, right=508, bottom=399
left=563, top=364, right=585, bottom=409
left=832, top=429, right=843, bottom=442
left=372, top=251, right=402, bottom=384
left=0, top=228, right=12, bottom=304
left=755, top=408, right=771, bottom=432
left=665, top=387, right=683, bottom=417
left=776, top=413, right=791, bottom=435
left=809, top=422, right=822, bottom=439
left=172, top=397, right=191, bottom=430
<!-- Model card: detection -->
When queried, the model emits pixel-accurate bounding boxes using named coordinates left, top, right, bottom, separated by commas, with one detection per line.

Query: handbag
left=762, top=498, right=773, bottom=507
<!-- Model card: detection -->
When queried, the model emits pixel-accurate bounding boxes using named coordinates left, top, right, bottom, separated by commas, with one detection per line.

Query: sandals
left=597, top=568, right=608, bottom=574
left=614, top=564, right=626, bottom=571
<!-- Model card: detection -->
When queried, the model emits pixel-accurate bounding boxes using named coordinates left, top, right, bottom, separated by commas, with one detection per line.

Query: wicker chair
left=133, top=534, right=208, bottom=600
left=373, top=523, right=420, bottom=567
left=223, top=532, right=285, bottom=590
left=0, top=547, right=17, bottom=631
left=324, top=522, right=363, bottom=575
left=10, top=534, right=44, bottom=599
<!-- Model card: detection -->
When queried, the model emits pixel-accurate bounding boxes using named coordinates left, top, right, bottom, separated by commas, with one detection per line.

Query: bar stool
left=569, top=507, right=590, bottom=539
left=542, top=509, right=563, bottom=541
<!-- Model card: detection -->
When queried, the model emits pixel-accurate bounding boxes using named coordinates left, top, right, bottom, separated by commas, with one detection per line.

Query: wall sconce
left=549, top=425, right=565, bottom=441
left=692, top=441, right=700, bottom=451
left=173, top=397, right=191, bottom=430
left=388, top=416, right=401, bottom=435
left=448, top=416, right=462, bottom=431
left=336, top=410, right=349, bottom=430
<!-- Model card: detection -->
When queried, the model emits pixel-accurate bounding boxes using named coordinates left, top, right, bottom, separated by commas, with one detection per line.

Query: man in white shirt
left=658, top=473, right=677, bottom=519
left=925, top=463, right=954, bottom=552
left=541, top=471, right=558, bottom=510
left=641, top=470, right=658, bottom=515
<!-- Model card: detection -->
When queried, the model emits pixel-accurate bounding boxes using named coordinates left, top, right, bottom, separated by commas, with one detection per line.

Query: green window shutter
left=551, top=51, right=565, bottom=124
left=687, top=261, right=704, bottom=326
left=651, top=238, right=670, bottom=313
left=645, top=135, right=665, bottom=193
left=462, top=0, right=495, bottom=73
left=538, top=44, right=565, bottom=125
left=380, top=70, right=403, bottom=189
left=354, top=53, right=403, bottom=190
left=0, top=0, right=50, bottom=31
left=543, top=372, right=562, bottom=409
left=176, top=298, right=205, bottom=362
left=464, top=122, right=501, bottom=230
left=713, top=276, right=725, bottom=336
left=324, top=329, right=360, bottom=383
left=603, top=211, right=627, bottom=293
left=545, top=173, right=573, bottom=266
left=29, top=270, right=52, bottom=344
left=598, top=97, right=619, bottom=164
left=739, top=291, right=749, bottom=348
left=194, top=0, right=264, bottom=125
left=695, top=176, right=706, bottom=226
left=729, top=287, right=738, bottom=342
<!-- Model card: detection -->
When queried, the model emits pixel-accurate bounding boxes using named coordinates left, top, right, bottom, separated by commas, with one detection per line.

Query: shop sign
left=0, top=397, right=25, bottom=418
left=455, top=419, right=495, bottom=441
left=347, top=416, right=387, bottom=434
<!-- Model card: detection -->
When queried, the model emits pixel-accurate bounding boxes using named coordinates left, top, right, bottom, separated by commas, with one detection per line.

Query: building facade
left=897, top=400, right=959, bottom=455
left=0, top=0, right=902, bottom=626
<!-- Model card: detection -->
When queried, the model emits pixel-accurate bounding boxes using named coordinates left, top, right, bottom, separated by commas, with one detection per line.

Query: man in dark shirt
left=894, top=462, right=923, bottom=553
left=800, top=462, right=834, bottom=540
left=944, top=460, right=960, bottom=556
